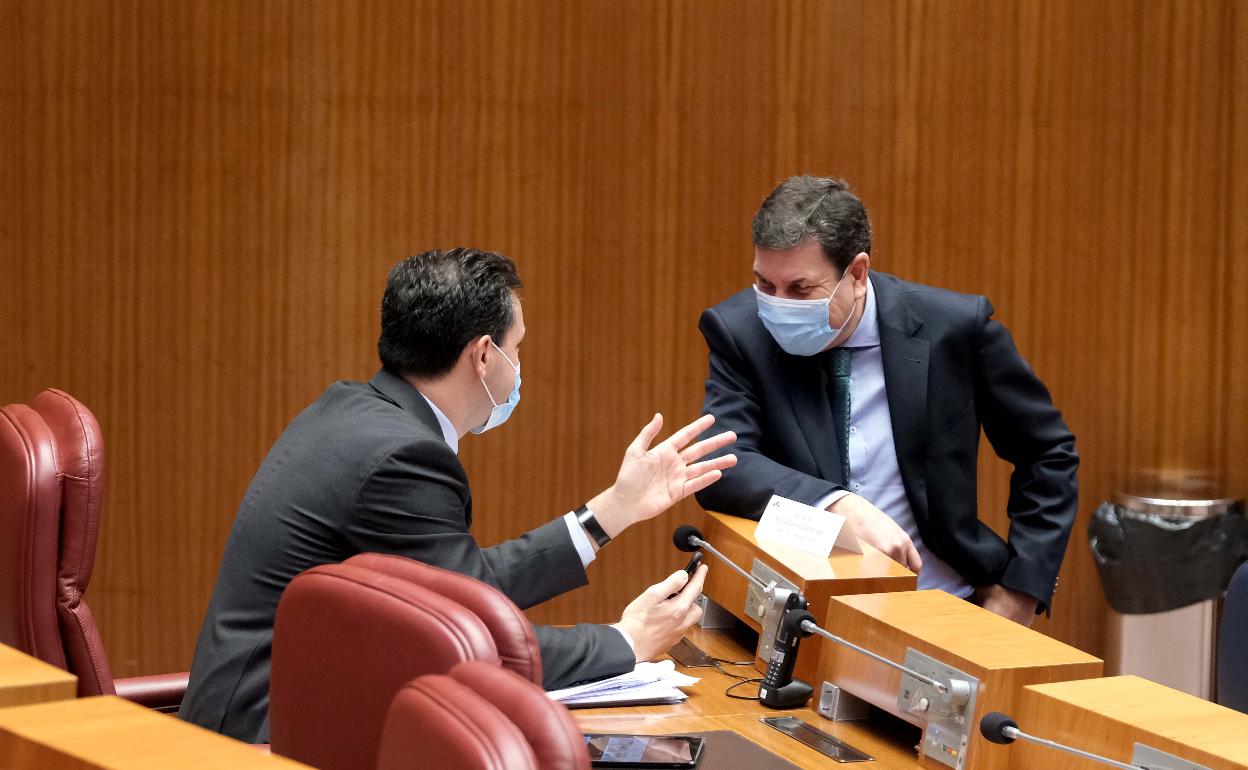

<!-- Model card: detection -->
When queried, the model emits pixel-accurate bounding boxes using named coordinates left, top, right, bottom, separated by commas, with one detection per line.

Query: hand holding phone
left=667, top=553, right=703, bottom=599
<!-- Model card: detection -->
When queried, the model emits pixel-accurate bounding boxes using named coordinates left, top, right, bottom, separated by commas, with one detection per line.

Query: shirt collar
left=841, top=277, right=881, bottom=349
left=418, top=392, right=460, bottom=454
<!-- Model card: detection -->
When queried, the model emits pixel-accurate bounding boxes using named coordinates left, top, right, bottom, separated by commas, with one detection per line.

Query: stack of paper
left=546, top=660, right=700, bottom=708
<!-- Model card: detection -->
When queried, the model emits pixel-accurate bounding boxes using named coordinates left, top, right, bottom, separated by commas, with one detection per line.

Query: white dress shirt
left=814, top=280, right=972, bottom=598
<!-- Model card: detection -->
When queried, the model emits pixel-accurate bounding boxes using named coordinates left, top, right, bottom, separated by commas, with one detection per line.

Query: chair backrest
left=269, top=562, right=502, bottom=770
left=1218, top=560, right=1248, bottom=714
left=0, top=389, right=115, bottom=696
left=447, top=660, right=590, bottom=770
left=377, top=674, right=539, bottom=770
left=345, top=552, right=542, bottom=685
left=377, top=661, right=590, bottom=770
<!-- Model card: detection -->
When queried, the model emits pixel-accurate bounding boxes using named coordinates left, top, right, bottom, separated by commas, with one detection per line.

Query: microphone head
left=672, top=525, right=703, bottom=552
left=781, top=608, right=817, bottom=637
left=979, top=712, right=1019, bottom=744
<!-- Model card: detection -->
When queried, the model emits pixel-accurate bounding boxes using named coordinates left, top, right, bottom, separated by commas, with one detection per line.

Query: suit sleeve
left=694, top=306, right=843, bottom=519
left=343, top=437, right=589, bottom=609
left=973, top=297, right=1079, bottom=610
left=534, top=624, right=636, bottom=690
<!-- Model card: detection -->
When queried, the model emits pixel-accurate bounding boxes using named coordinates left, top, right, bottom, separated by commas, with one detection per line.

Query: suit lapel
left=874, top=277, right=931, bottom=522
left=778, top=350, right=846, bottom=484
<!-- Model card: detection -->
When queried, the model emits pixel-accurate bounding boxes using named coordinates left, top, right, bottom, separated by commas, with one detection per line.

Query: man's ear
left=850, top=252, right=871, bottom=283
left=464, top=335, right=493, bottom=378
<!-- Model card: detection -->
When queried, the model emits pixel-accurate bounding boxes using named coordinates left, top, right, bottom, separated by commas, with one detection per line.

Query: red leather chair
left=0, top=389, right=187, bottom=709
left=378, top=660, right=590, bottom=770
left=344, top=552, right=542, bottom=685
left=269, top=562, right=502, bottom=770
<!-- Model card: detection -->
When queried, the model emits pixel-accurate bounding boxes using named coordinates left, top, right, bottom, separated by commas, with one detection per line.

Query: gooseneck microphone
left=672, top=525, right=813, bottom=708
left=672, top=525, right=769, bottom=591
left=795, top=615, right=965, bottom=702
left=979, top=712, right=1143, bottom=770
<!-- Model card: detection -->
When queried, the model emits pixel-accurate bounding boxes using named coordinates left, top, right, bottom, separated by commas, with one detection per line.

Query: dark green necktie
left=830, top=347, right=852, bottom=484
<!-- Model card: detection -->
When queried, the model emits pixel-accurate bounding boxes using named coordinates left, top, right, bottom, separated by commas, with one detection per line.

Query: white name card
left=754, top=494, right=863, bottom=558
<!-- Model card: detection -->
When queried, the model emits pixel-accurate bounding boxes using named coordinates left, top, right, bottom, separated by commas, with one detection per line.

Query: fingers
left=668, top=564, right=708, bottom=610
left=628, top=413, right=665, bottom=454
left=646, top=568, right=691, bottom=600
left=678, top=430, right=737, bottom=463
left=683, top=454, right=738, bottom=479
left=906, top=543, right=923, bottom=573
left=658, top=413, right=716, bottom=452
left=680, top=469, right=723, bottom=498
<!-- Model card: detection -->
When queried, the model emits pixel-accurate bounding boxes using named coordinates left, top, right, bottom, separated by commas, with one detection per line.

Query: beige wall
left=1, top=0, right=1244, bottom=675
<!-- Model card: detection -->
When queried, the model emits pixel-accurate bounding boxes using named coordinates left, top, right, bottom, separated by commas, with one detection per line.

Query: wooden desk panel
left=700, top=511, right=916, bottom=685
left=818, top=590, right=1103, bottom=770
left=0, top=643, right=77, bottom=708
left=0, top=696, right=311, bottom=769
left=1009, top=675, right=1248, bottom=770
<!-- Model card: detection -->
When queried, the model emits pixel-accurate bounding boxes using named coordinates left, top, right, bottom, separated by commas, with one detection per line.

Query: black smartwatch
left=575, top=504, right=612, bottom=548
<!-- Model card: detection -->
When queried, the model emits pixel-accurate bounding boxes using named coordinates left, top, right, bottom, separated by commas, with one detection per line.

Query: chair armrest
left=114, top=671, right=190, bottom=712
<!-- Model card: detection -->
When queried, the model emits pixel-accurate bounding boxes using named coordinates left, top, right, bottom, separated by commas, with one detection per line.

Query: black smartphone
left=585, top=733, right=706, bottom=768
left=682, top=552, right=703, bottom=577
left=667, top=553, right=703, bottom=599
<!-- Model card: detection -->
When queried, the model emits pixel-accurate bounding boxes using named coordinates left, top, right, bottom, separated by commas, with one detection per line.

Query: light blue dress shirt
left=814, top=280, right=972, bottom=598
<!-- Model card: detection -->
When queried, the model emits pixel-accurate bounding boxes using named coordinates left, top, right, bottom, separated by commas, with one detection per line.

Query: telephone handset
left=758, top=591, right=815, bottom=709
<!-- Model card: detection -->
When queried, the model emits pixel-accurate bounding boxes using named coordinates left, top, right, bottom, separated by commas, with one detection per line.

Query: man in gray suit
left=180, top=248, right=736, bottom=743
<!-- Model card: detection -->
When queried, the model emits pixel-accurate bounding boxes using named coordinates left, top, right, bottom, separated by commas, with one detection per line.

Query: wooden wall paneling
left=0, top=0, right=1242, bottom=677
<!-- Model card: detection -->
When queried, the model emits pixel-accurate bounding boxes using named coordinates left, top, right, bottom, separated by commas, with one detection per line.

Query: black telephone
left=757, top=592, right=815, bottom=709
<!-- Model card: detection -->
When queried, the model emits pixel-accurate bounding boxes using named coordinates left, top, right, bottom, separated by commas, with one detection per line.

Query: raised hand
left=588, top=414, right=737, bottom=540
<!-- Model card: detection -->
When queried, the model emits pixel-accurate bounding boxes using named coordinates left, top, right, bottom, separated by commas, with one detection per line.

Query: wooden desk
left=700, top=511, right=916, bottom=685
left=0, top=696, right=312, bottom=769
left=1010, top=675, right=1248, bottom=770
left=818, top=590, right=1102, bottom=770
left=0, top=643, right=77, bottom=708
left=575, top=625, right=926, bottom=768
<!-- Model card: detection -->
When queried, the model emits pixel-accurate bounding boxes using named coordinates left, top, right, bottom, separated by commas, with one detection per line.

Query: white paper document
left=546, top=659, right=700, bottom=708
left=755, top=493, right=863, bottom=557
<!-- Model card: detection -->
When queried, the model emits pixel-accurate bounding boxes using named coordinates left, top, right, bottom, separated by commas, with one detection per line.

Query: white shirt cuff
left=610, top=623, right=637, bottom=658
left=563, top=511, right=597, bottom=568
left=813, top=489, right=853, bottom=511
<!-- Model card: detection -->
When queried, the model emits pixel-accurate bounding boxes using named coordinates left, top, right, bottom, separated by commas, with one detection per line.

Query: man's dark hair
left=751, top=176, right=872, bottom=271
left=378, top=248, right=522, bottom=379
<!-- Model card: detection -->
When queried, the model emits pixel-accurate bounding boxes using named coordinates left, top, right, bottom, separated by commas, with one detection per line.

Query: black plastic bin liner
left=1089, top=502, right=1246, bottom=615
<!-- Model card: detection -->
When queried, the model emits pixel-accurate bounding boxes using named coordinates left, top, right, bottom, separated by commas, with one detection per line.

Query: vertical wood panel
left=0, top=0, right=1242, bottom=675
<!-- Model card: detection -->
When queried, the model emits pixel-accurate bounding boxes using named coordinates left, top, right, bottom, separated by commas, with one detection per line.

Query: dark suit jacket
left=179, top=369, right=634, bottom=743
left=694, top=272, right=1078, bottom=610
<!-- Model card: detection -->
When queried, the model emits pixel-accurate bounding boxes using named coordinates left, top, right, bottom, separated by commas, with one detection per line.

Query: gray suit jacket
left=179, top=369, right=634, bottom=743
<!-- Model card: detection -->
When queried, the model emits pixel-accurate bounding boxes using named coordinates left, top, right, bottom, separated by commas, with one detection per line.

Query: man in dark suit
left=695, top=176, right=1078, bottom=624
left=180, top=248, right=736, bottom=742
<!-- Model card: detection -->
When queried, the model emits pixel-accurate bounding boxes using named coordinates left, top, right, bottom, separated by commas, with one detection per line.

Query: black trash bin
left=1090, top=493, right=1247, bottom=615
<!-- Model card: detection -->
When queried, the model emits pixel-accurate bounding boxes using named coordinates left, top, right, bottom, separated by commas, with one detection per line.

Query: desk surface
left=574, top=625, right=925, bottom=769
left=0, top=696, right=311, bottom=769
left=0, top=643, right=77, bottom=708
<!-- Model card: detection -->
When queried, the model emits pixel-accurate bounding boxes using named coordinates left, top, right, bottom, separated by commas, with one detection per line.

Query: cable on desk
left=711, top=656, right=755, bottom=666
left=724, top=678, right=765, bottom=700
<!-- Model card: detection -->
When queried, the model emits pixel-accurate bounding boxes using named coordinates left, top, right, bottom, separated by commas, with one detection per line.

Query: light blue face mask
left=470, top=340, right=521, bottom=434
left=753, top=273, right=853, bottom=356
